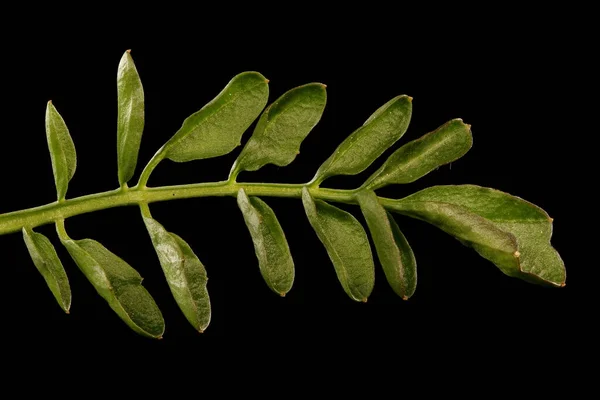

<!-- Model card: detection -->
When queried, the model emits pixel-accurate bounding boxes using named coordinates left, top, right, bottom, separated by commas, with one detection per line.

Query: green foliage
left=310, top=95, right=412, bottom=185
left=302, top=188, right=375, bottom=302
left=22, top=227, right=71, bottom=313
left=390, top=185, right=565, bottom=286
left=59, top=231, right=164, bottom=338
left=237, top=189, right=295, bottom=296
left=363, top=119, right=473, bottom=190
left=143, top=211, right=211, bottom=332
left=358, top=191, right=416, bottom=299
left=0, top=50, right=565, bottom=338
left=45, top=101, right=76, bottom=201
left=164, top=71, right=269, bottom=163
left=231, top=83, right=327, bottom=178
left=117, top=50, right=145, bottom=186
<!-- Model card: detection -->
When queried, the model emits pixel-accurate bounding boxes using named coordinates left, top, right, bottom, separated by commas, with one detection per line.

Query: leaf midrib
left=397, top=200, right=548, bottom=224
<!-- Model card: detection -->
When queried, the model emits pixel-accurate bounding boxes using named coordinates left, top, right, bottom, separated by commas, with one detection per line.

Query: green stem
left=0, top=181, right=386, bottom=236
left=228, top=160, right=242, bottom=182
left=55, top=219, right=69, bottom=241
left=137, top=146, right=167, bottom=188
left=139, top=202, right=152, bottom=218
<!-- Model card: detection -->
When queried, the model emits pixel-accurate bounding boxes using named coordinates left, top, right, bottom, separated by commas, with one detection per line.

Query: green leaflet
left=237, top=189, right=294, bottom=296
left=164, top=71, right=269, bottom=162
left=363, top=96, right=404, bottom=125
left=117, top=50, right=144, bottom=186
left=46, top=101, right=76, bottom=200
left=302, top=187, right=374, bottom=301
left=22, top=227, right=71, bottom=313
left=310, top=95, right=412, bottom=185
left=143, top=215, right=211, bottom=332
left=230, top=83, right=327, bottom=178
left=388, top=200, right=519, bottom=278
left=390, top=185, right=565, bottom=286
left=60, top=234, right=164, bottom=338
left=364, top=119, right=473, bottom=190
left=357, top=191, right=416, bottom=299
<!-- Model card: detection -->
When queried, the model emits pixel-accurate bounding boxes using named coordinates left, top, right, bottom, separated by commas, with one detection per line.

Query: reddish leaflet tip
left=560, top=282, right=566, bottom=287
left=280, top=292, right=286, bottom=297
left=126, top=49, right=132, bottom=53
left=549, top=217, right=554, bottom=223
left=402, top=296, right=409, bottom=301
left=265, top=79, right=270, bottom=84
left=65, top=309, right=70, bottom=314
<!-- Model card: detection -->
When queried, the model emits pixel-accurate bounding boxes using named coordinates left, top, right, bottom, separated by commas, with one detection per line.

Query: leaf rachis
left=0, top=50, right=565, bottom=338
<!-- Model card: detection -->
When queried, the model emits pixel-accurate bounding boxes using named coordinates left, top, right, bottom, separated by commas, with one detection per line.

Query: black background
left=0, top=15, right=589, bottom=367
